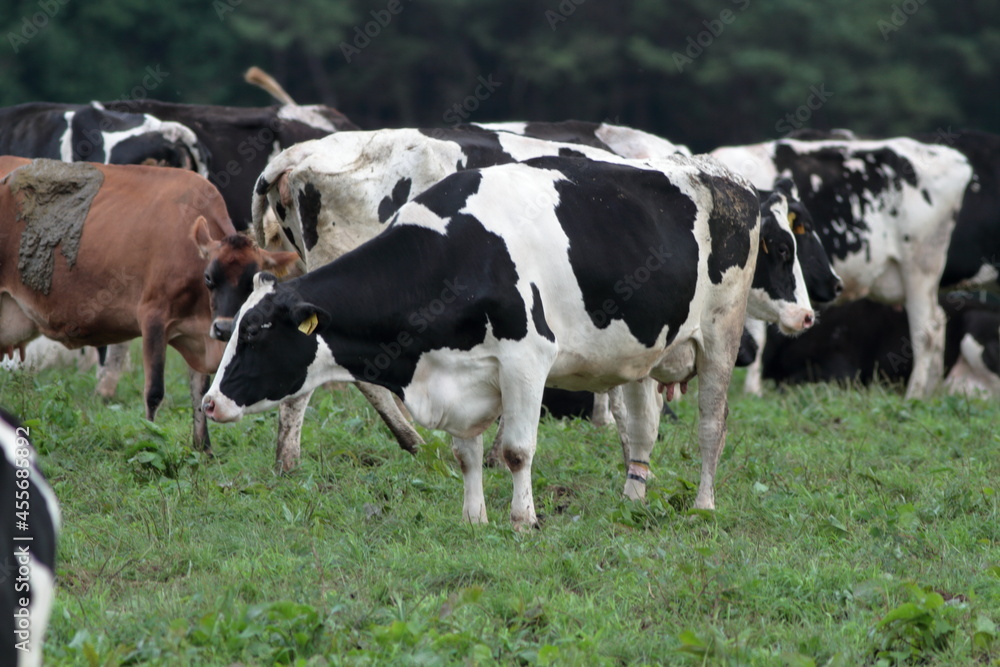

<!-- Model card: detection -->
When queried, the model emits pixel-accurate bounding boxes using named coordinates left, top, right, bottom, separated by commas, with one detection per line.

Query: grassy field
left=1, top=343, right=999, bottom=666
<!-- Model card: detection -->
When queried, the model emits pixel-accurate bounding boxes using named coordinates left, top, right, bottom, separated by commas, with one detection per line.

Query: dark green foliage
left=3, top=0, right=1000, bottom=150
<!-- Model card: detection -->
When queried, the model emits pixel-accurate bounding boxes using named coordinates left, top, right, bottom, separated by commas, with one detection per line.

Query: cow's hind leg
left=691, top=330, right=742, bottom=511
left=355, top=382, right=424, bottom=454
left=95, top=343, right=130, bottom=400
left=452, top=434, right=487, bottom=524
left=189, top=369, right=212, bottom=453
left=615, top=379, right=660, bottom=501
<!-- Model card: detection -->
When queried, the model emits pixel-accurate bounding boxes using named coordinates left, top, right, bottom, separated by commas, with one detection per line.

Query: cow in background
left=712, top=136, right=973, bottom=398
left=103, top=75, right=358, bottom=230
left=0, top=408, right=58, bottom=667
left=472, top=120, right=692, bottom=158
left=762, top=294, right=1000, bottom=397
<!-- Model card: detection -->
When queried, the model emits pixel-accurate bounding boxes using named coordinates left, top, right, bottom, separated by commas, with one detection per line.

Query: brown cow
left=0, top=156, right=236, bottom=449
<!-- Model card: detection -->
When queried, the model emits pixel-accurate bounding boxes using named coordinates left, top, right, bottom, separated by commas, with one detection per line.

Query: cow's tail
left=250, top=171, right=274, bottom=248
left=250, top=149, right=296, bottom=247
left=244, top=66, right=298, bottom=106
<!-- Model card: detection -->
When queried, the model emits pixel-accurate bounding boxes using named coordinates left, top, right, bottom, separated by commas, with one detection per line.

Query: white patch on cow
left=593, top=122, right=692, bottom=158
left=810, top=173, right=823, bottom=192
left=0, top=417, right=61, bottom=533
left=955, top=263, right=999, bottom=289
left=58, top=111, right=74, bottom=161
left=493, top=132, right=616, bottom=162
left=475, top=121, right=526, bottom=135
left=943, top=333, right=1000, bottom=397
left=277, top=104, right=339, bottom=133
left=709, top=143, right=779, bottom=188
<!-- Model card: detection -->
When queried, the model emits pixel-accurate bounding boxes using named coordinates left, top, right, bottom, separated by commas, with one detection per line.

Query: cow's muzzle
left=202, top=393, right=242, bottom=423
left=211, top=317, right=234, bottom=341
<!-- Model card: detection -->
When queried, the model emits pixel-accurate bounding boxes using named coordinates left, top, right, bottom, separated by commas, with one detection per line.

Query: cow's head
left=202, top=273, right=332, bottom=422
left=772, top=178, right=843, bottom=305
left=747, top=191, right=815, bottom=335
left=190, top=217, right=299, bottom=340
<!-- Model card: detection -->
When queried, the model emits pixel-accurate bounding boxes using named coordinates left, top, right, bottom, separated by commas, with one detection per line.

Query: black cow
left=103, top=99, right=358, bottom=229
left=762, top=294, right=1000, bottom=395
left=0, top=409, right=58, bottom=667
left=0, top=102, right=208, bottom=173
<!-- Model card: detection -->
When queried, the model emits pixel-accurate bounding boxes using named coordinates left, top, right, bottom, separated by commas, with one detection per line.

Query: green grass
left=2, top=343, right=999, bottom=665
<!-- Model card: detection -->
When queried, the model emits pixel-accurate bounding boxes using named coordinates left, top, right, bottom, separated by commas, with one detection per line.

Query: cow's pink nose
left=203, top=398, right=216, bottom=418
left=803, top=313, right=814, bottom=329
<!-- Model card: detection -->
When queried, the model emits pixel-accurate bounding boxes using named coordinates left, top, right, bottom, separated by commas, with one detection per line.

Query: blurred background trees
left=3, top=0, right=998, bottom=151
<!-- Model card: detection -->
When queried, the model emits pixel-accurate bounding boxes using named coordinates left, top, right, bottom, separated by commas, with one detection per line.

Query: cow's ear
left=253, top=271, right=278, bottom=291
left=773, top=177, right=796, bottom=198
left=290, top=303, right=330, bottom=336
left=787, top=203, right=807, bottom=235
left=261, top=250, right=300, bottom=279
left=190, top=216, right=220, bottom=258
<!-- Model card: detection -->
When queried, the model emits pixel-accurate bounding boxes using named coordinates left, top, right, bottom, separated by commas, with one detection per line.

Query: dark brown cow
left=0, top=157, right=237, bottom=449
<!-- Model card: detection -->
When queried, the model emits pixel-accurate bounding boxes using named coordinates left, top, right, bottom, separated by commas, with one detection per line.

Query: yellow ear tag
left=788, top=211, right=806, bottom=235
left=298, top=313, right=319, bottom=335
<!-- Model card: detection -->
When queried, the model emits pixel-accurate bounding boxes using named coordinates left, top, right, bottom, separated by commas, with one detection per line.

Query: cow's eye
left=778, top=245, right=791, bottom=262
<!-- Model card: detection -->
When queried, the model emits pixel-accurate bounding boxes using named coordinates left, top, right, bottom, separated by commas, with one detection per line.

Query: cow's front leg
left=139, top=317, right=167, bottom=421
left=616, top=379, right=659, bottom=501
left=189, top=369, right=213, bottom=453
left=275, top=391, right=311, bottom=472
left=452, top=435, right=487, bottom=524
left=355, top=382, right=423, bottom=454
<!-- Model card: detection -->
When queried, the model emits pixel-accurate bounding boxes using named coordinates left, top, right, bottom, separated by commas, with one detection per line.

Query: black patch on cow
left=520, top=120, right=614, bottom=153
left=297, top=182, right=322, bottom=251
left=753, top=194, right=801, bottom=305
left=774, top=143, right=918, bottom=263
left=558, top=147, right=587, bottom=159
left=281, top=223, right=301, bottom=255
left=220, top=200, right=527, bottom=403
left=70, top=106, right=146, bottom=163
left=419, top=127, right=517, bottom=169
left=377, top=177, right=413, bottom=223
left=417, top=170, right=482, bottom=219
left=275, top=202, right=287, bottom=221
left=526, top=156, right=700, bottom=348
left=701, top=173, right=756, bottom=284
left=255, top=177, right=270, bottom=196
left=530, top=283, right=555, bottom=342
left=921, top=188, right=932, bottom=205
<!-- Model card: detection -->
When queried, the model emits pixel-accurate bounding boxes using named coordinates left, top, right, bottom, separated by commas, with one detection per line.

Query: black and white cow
left=0, top=409, right=58, bottom=667
left=245, top=127, right=639, bottom=468
left=472, top=120, right=692, bottom=158
left=102, top=99, right=358, bottom=229
left=0, top=102, right=208, bottom=175
left=711, top=137, right=973, bottom=398
left=204, top=155, right=813, bottom=526
left=761, top=293, right=1000, bottom=397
